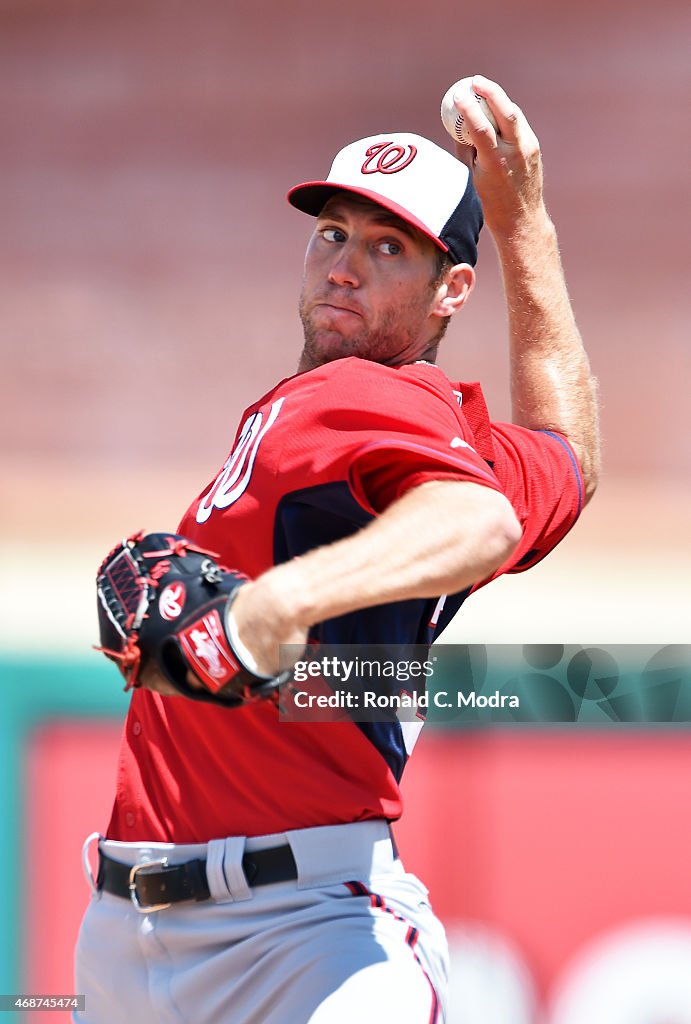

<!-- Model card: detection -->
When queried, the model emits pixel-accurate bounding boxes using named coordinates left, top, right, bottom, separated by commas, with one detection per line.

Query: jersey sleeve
left=356, top=464, right=489, bottom=514
left=487, top=422, right=585, bottom=576
left=342, top=363, right=504, bottom=515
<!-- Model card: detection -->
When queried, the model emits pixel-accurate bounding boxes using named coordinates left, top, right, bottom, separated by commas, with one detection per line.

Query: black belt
left=98, top=844, right=298, bottom=912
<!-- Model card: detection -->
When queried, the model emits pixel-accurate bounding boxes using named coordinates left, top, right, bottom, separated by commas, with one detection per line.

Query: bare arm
left=229, top=479, right=521, bottom=675
left=453, top=76, right=601, bottom=503
left=137, top=479, right=520, bottom=692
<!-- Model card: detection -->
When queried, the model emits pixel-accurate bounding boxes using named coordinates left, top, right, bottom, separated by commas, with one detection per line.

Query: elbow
left=576, top=441, right=601, bottom=507
left=583, top=469, right=599, bottom=507
left=576, top=388, right=602, bottom=507
left=493, top=500, right=523, bottom=566
left=478, top=494, right=523, bottom=577
left=415, top=480, right=523, bottom=593
left=583, top=445, right=601, bottom=505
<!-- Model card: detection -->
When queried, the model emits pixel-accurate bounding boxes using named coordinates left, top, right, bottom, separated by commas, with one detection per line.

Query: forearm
left=451, top=76, right=601, bottom=503
left=496, top=209, right=601, bottom=500
left=230, top=480, right=521, bottom=671
left=276, top=480, right=519, bottom=623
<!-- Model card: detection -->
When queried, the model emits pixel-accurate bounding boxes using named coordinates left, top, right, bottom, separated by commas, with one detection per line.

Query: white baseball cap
left=287, top=132, right=483, bottom=266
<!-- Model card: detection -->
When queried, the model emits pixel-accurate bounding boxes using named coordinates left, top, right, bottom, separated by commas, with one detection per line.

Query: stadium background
left=1, top=0, right=690, bottom=1020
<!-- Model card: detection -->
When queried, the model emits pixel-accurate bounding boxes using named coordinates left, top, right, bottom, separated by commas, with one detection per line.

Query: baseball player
left=76, top=75, right=599, bottom=1023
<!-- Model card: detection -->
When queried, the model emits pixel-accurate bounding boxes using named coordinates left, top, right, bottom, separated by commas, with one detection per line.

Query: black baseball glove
left=95, top=531, right=290, bottom=707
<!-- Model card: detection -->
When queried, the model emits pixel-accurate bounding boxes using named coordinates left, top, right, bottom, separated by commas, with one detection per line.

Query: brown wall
left=2, top=0, right=689, bottom=493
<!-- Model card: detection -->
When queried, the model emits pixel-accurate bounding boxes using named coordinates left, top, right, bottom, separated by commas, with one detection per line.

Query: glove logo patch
left=179, top=609, right=241, bottom=692
left=159, top=582, right=186, bottom=621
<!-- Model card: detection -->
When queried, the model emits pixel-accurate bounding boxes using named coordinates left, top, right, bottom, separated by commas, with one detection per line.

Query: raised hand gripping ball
left=441, top=78, right=498, bottom=146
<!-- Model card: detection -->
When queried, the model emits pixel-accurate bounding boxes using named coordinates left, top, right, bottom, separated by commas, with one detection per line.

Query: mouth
left=314, top=302, right=362, bottom=318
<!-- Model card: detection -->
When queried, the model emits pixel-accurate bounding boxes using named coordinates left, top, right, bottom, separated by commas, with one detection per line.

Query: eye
left=320, top=227, right=347, bottom=244
left=377, top=240, right=403, bottom=256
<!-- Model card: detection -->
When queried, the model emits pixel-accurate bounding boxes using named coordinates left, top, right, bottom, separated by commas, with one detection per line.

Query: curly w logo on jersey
left=196, top=398, right=285, bottom=524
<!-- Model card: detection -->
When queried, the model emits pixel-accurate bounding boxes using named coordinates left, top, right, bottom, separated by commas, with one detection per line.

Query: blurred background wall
left=1, top=0, right=689, bottom=1020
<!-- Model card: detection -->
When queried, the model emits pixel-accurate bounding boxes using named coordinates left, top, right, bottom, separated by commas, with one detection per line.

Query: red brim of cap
left=286, top=181, right=450, bottom=255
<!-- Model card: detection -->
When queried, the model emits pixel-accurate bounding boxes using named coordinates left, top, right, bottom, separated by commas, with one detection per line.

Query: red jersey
left=107, top=358, right=583, bottom=842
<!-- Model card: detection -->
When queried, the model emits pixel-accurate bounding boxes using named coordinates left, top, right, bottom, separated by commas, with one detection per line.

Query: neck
left=296, top=341, right=439, bottom=374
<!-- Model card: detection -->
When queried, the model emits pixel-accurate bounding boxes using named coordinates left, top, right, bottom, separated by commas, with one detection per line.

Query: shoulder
left=269, top=359, right=494, bottom=457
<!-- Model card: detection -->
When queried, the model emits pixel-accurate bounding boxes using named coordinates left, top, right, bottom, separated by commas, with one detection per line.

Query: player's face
left=298, top=195, right=447, bottom=371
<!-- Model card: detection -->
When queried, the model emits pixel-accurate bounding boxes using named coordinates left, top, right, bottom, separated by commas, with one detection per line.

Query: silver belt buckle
left=129, top=858, right=171, bottom=913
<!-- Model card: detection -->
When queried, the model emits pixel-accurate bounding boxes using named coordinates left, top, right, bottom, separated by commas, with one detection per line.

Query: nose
left=328, top=242, right=362, bottom=288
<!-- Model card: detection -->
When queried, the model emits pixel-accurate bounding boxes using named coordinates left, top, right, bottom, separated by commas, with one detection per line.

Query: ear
left=430, top=264, right=475, bottom=319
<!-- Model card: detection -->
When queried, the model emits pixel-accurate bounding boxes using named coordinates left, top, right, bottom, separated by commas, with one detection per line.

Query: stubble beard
left=298, top=289, right=434, bottom=370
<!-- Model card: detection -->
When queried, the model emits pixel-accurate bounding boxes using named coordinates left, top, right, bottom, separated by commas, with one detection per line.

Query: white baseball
left=440, top=78, right=498, bottom=146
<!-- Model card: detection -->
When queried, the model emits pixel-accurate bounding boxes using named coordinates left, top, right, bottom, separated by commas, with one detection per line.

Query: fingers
left=448, top=74, right=546, bottom=235
left=137, top=661, right=181, bottom=696
left=470, top=76, right=523, bottom=146
left=185, top=670, right=206, bottom=691
left=451, top=85, right=500, bottom=154
left=451, top=75, right=539, bottom=163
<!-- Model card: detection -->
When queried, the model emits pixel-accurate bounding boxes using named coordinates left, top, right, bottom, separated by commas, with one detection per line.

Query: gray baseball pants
left=74, top=820, right=448, bottom=1023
